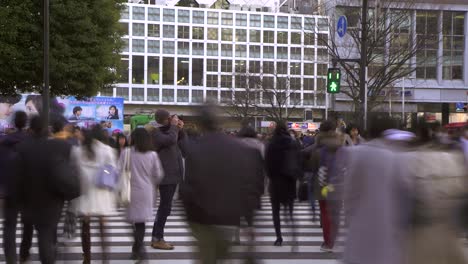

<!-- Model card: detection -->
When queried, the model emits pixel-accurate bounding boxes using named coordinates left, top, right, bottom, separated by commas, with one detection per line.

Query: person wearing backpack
left=73, top=125, right=118, bottom=264
left=310, top=120, right=343, bottom=253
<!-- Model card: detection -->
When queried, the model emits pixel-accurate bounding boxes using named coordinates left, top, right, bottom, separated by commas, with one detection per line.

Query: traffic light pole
left=42, top=0, right=50, bottom=133
left=360, top=0, right=369, bottom=130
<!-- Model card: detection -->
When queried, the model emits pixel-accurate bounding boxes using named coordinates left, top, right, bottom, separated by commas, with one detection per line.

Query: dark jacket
left=0, top=131, right=28, bottom=199
left=265, top=132, right=301, bottom=204
left=181, top=133, right=262, bottom=226
left=16, top=137, right=79, bottom=225
left=152, top=125, right=186, bottom=185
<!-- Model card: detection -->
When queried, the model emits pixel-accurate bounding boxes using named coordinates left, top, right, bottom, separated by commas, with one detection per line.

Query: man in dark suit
left=181, top=104, right=263, bottom=264
left=15, top=116, right=80, bottom=264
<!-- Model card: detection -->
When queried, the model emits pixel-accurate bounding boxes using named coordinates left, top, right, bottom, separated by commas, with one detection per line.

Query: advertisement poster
left=0, top=95, right=124, bottom=135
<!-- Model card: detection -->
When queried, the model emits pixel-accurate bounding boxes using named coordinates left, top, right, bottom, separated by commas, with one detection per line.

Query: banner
left=0, top=95, right=124, bottom=135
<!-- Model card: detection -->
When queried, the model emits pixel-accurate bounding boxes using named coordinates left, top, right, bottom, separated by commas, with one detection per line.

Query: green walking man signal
left=327, top=68, right=341, bottom=94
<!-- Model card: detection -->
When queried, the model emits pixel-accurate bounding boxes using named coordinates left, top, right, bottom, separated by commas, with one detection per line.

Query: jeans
left=19, top=215, right=58, bottom=264
left=152, top=184, right=177, bottom=241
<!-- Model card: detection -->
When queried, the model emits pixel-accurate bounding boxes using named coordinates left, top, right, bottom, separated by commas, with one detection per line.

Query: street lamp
left=42, top=0, right=50, bottom=130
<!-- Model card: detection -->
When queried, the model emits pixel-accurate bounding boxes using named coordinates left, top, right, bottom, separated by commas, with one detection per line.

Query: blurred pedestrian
left=181, top=104, right=262, bottom=263
left=122, top=128, right=164, bottom=261
left=149, top=109, right=186, bottom=250
left=344, top=124, right=364, bottom=146
left=15, top=115, right=80, bottom=264
left=73, top=125, right=118, bottom=263
left=343, top=115, right=412, bottom=264
left=115, top=132, right=129, bottom=157
left=265, top=122, right=302, bottom=246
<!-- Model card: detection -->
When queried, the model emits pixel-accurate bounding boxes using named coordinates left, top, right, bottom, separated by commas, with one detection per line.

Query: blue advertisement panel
left=0, top=95, right=124, bottom=135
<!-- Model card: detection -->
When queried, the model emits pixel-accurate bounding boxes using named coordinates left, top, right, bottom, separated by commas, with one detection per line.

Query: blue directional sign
left=337, top=16, right=348, bottom=38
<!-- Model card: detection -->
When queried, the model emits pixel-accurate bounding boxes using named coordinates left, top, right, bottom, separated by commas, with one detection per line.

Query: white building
left=106, top=1, right=330, bottom=123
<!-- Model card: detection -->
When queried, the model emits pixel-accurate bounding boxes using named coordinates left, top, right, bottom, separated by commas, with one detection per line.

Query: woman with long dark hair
left=73, top=125, right=118, bottom=263
left=115, top=133, right=128, bottom=157
left=265, top=122, right=301, bottom=246
left=107, top=105, right=119, bottom=120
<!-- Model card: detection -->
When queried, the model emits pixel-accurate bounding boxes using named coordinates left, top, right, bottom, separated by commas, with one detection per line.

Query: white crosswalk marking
left=0, top=197, right=343, bottom=263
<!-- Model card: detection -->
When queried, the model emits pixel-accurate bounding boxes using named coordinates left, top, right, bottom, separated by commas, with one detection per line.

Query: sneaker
left=320, top=244, right=333, bottom=253
left=151, top=240, right=175, bottom=250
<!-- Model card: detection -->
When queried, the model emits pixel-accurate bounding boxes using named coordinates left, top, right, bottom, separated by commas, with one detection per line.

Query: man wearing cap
left=149, top=109, right=186, bottom=250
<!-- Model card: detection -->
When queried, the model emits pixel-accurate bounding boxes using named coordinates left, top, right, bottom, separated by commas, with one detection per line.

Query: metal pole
left=402, top=77, right=405, bottom=126
left=42, top=0, right=50, bottom=133
left=360, top=0, right=369, bottom=130
left=389, top=88, right=392, bottom=117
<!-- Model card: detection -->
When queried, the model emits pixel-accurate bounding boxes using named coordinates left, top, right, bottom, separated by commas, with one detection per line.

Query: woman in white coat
left=121, top=128, right=164, bottom=261
left=73, top=125, right=118, bottom=264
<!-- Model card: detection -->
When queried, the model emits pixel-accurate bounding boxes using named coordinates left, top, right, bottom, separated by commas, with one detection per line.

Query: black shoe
left=274, top=237, right=283, bottom=246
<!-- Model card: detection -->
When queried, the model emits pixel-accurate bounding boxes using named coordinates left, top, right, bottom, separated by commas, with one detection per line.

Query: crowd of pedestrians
left=1, top=105, right=468, bottom=264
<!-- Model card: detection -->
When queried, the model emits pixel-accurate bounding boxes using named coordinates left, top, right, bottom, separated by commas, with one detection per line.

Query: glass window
left=193, top=27, right=204, bottom=39
left=277, top=32, right=288, bottom=44
left=178, top=9, right=190, bottom=23
left=318, top=18, right=328, bottom=31
left=263, top=46, right=274, bottom=59
left=235, top=60, right=246, bottom=72
left=163, top=25, right=175, bottom=38
left=221, top=59, right=232, bottom=72
left=317, top=64, right=327, bottom=76
left=148, top=40, right=160, bottom=53
left=221, top=91, right=232, bottom=103
left=250, top=30, right=261, bottom=42
left=221, top=76, right=232, bottom=88
left=263, top=76, right=274, bottom=88
left=264, top=15, right=275, bottom=28
left=304, top=33, right=314, bottom=45
left=132, top=88, right=144, bottom=101
left=303, top=78, right=314, bottom=90
left=221, top=13, right=233, bottom=25
left=147, top=57, right=160, bottom=85
left=221, top=44, right=233, bottom=57
left=207, top=43, right=218, bottom=56
left=304, top=17, right=315, bottom=30
left=291, top=47, right=302, bottom=60
left=192, top=90, right=204, bottom=103
left=119, top=55, right=129, bottom=83
left=318, top=33, right=328, bottom=46
left=132, top=39, right=144, bottom=53
left=304, top=63, right=314, bottom=75
left=121, top=6, right=129, bottom=20
left=290, top=78, right=301, bottom=90
left=291, top=17, right=302, bottom=29
left=192, top=42, right=204, bottom=56
left=249, top=61, right=261, bottom=73
left=177, top=90, right=189, bottom=102
left=116, top=87, right=129, bottom=100
left=222, top=28, right=233, bottom=41
left=277, top=16, right=288, bottom=29
left=236, top=29, right=247, bottom=42
left=163, top=9, right=175, bottom=22
left=178, top=42, right=189, bottom=55
left=277, top=47, right=288, bottom=59
left=132, top=23, right=144, bottom=36
left=122, top=38, right=129, bottom=52
left=206, top=90, right=218, bottom=102
left=277, top=62, right=288, bottom=74
left=290, top=62, right=301, bottom=75
left=132, top=56, right=144, bottom=84
left=208, top=28, right=218, bottom=40
left=304, top=48, right=314, bottom=60
left=178, top=26, right=190, bottom=39
left=249, top=46, right=260, bottom=58
left=162, top=89, right=174, bottom=102
left=207, top=59, right=218, bottom=72
left=193, top=11, right=204, bottom=24
left=163, top=41, right=175, bottom=54
left=303, top=93, right=314, bottom=105
left=291, top=32, right=301, bottom=44
left=148, top=8, right=160, bottom=21
left=263, top=61, right=274, bottom=74
left=235, top=45, right=246, bottom=58
left=147, top=88, right=159, bottom=102
left=120, top=23, right=128, bottom=36
left=206, top=75, right=218, bottom=87
left=162, top=57, right=174, bottom=85
left=235, top=76, right=247, bottom=88
left=250, top=14, right=261, bottom=27
left=147, top=24, right=160, bottom=37
left=442, top=11, right=464, bottom=80
left=416, top=11, right=440, bottom=79
left=264, top=31, right=274, bottom=43
left=236, top=13, right=247, bottom=26
left=208, top=12, right=219, bottom=25
left=132, top=6, right=145, bottom=20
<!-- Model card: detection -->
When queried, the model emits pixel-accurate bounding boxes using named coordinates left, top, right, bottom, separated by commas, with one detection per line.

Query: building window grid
left=416, top=11, right=439, bottom=79
left=148, top=8, right=160, bottom=21
left=442, top=11, right=464, bottom=80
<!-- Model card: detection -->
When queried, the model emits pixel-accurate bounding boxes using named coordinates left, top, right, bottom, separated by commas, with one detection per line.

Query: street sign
left=337, top=16, right=347, bottom=38
left=327, top=68, right=341, bottom=94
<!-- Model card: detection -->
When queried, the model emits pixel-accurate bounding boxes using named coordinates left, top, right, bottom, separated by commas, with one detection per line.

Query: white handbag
left=119, top=148, right=132, bottom=206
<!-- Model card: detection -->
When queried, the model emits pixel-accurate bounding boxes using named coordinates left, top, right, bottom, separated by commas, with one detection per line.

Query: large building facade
left=107, top=2, right=330, bottom=121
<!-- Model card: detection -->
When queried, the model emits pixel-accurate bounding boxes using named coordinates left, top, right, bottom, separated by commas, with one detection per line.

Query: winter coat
left=182, top=133, right=262, bottom=226
left=265, top=132, right=301, bottom=204
left=0, top=131, right=28, bottom=198
left=152, top=124, right=186, bottom=185
left=73, top=140, right=118, bottom=216
left=240, top=137, right=265, bottom=159
left=122, top=148, right=164, bottom=223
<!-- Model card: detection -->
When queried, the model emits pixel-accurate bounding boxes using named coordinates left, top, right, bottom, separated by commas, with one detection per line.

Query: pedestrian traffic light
left=327, top=68, right=341, bottom=94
